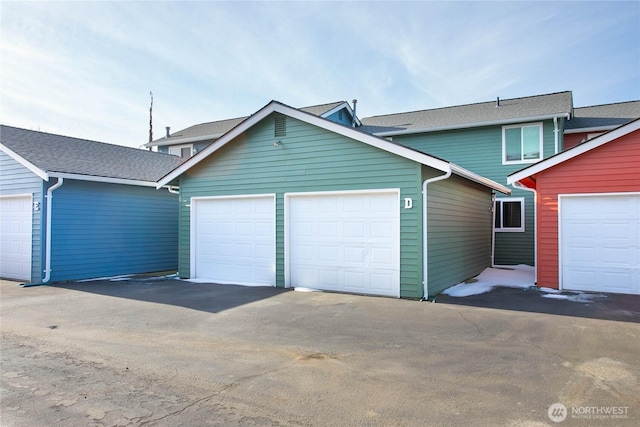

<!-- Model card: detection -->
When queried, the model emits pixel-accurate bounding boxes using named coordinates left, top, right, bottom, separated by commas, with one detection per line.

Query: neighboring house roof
left=147, top=100, right=358, bottom=148
left=507, top=118, right=640, bottom=186
left=564, top=100, right=640, bottom=133
left=0, top=125, right=183, bottom=186
left=157, top=100, right=511, bottom=194
left=360, top=91, right=574, bottom=136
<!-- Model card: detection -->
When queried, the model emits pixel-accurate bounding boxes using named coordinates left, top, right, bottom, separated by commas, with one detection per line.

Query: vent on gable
left=274, top=115, right=286, bottom=137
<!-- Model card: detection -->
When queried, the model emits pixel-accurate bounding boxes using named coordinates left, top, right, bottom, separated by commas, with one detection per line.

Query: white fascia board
left=507, top=118, right=640, bottom=185
left=49, top=172, right=158, bottom=187
left=146, top=134, right=222, bottom=147
left=373, top=113, right=571, bottom=137
left=0, top=143, right=49, bottom=181
left=449, top=164, right=512, bottom=194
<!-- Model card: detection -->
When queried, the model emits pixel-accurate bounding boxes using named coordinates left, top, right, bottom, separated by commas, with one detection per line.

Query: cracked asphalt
left=1, top=277, right=639, bottom=426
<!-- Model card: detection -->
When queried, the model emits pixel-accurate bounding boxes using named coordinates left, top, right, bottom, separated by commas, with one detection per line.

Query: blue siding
left=326, top=108, right=353, bottom=126
left=49, top=180, right=178, bottom=282
left=0, top=151, right=44, bottom=283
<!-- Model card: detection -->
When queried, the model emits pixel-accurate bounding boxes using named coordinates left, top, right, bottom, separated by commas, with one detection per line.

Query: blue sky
left=1, top=1, right=638, bottom=148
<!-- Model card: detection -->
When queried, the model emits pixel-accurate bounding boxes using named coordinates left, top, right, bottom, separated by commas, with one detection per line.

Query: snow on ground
left=540, top=292, right=607, bottom=303
left=442, top=265, right=535, bottom=297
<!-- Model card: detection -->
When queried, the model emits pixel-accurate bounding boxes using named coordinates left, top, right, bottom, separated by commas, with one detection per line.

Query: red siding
left=534, top=129, right=640, bottom=288
left=563, top=133, right=588, bottom=149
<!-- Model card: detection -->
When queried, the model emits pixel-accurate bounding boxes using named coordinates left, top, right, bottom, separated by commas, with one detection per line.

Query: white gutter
left=167, top=186, right=179, bottom=194
left=147, top=134, right=222, bottom=147
left=563, top=125, right=620, bottom=134
left=553, top=116, right=559, bottom=154
left=511, top=181, right=537, bottom=284
left=49, top=172, right=159, bottom=188
left=422, top=167, right=452, bottom=299
left=373, top=113, right=571, bottom=138
left=43, top=177, right=64, bottom=283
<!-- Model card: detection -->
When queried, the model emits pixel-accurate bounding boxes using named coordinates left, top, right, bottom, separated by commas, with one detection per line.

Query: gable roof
left=564, top=100, right=640, bottom=133
left=0, top=125, right=183, bottom=186
left=147, top=100, right=358, bottom=148
left=360, top=91, right=573, bottom=136
left=156, top=100, right=511, bottom=194
left=507, top=118, right=640, bottom=185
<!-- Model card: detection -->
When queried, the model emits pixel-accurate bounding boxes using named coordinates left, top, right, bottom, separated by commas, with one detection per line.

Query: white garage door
left=0, top=195, right=32, bottom=281
left=191, top=195, right=275, bottom=286
left=560, top=194, right=639, bottom=295
left=288, top=190, right=400, bottom=297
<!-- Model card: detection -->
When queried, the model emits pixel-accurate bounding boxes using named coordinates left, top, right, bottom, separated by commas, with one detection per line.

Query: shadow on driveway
left=51, top=275, right=289, bottom=314
left=435, top=286, right=640, bottom=323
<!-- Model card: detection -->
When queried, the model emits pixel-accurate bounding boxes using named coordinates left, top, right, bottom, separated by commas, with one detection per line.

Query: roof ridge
left=574, top=100, right=640, bottom=109
left=363, top=91, right=573, bottom=120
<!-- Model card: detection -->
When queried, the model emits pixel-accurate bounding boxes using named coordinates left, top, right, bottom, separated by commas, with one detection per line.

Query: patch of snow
left=541, top=292, right=607, bottom=303
left=538, top=287, right=560, bottom=294
left=442, top=265, right=535, bottom=297
left=77, top=275, right=133, bottom=282
left=294, top=287, right=322, bottom=293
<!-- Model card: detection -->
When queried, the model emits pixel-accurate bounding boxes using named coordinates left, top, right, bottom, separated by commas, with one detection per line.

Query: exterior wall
left=178, top=113, right=427, bottom=298
left=535, top=129, right=640, bottom=288
left=325, top=108, right=353, bottom=126
left=563, top=132, right=607, bottom=150
left=48, top=180, right=178, bottom=282
left=426, top=173, right=494, bottom=295
left=0, top=151, right=44, bottom=283
left=394, top=119, right=561, bottom=266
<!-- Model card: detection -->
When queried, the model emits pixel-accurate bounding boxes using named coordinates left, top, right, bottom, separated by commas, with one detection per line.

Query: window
left=502, top=123, right=543, bottom=164
left=494, top=198, right=524, bottom=232
left=168, top=144, right=193, bottom=159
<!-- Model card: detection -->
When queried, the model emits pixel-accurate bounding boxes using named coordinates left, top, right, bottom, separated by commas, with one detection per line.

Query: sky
left=1, top=1, right=639, bottom=149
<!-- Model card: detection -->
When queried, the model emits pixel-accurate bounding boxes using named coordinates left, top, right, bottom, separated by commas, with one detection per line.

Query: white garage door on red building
left=0, top=195, right=32, bottom=281
left=191, top=195, right=276, bottom=286
left=560, top=194, right=640, bottom=295
left=287, top=190, right=400, bottom=297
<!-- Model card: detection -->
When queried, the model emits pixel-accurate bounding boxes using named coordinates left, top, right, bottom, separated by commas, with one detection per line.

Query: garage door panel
left=193, top=196, right=275, bottom=286
left=0, top=196, right=32, bottom=281
left=561, top=194, right=639, bottom=295
left=288, top=191, right=400, bottom=297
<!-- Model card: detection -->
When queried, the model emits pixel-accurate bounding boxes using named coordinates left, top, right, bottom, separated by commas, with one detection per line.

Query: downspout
left=553, top=116, right=559, bottom=154
left=166, top=186, right=179, bottom=194
left=43, top=177, right=64, bottom=284
left=422, top=167, right=452, bottom=300
left=491, top=193, right=496, bottom=267
left=511, top=181, right=538, bottom=284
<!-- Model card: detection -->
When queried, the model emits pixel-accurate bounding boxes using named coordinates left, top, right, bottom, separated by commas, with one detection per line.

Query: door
left=287, top=190, right=400, bottom=297
left=191, top=195, right=276, bottom=286
left=0, top=195, right=32, bottom=281
left=560, top=194, right=639, bottom=295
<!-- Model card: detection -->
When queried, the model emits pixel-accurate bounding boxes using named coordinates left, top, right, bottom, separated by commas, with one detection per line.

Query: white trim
left=564, top=125, right=620, bottom=134
left=508, top=118, right=640, bottom=185
left=557, top=192, right=640, bottom=292
left=157, top=101, right=509, bottom=195
left=189, top=193, right=276, bottom=284
left=450, top=164, right=511, bottom=194
left=502, top=122, right=544, bottom=165
left=0, top=143, right=49, bottom=181
left=319, top=102, right=362, bottom=126
left=494, top=197, right=525, bottom=232
left=284, top=188, right=401, bottom=297
left=372, top=114, right=570, bottom=137
left=168, top=144, right=194, bottom=158
left=49, top=172, right=158, bottom=187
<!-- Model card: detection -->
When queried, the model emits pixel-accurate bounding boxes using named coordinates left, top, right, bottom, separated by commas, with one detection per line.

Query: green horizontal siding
left=426, top=173, right=493, bottom=295
left=178, top=114, right=426, bottom=298
left=396, top=121, right=556, bottom=266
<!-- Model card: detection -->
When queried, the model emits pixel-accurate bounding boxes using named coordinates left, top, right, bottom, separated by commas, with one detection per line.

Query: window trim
left=494, top=197, right=525, bottom=232
left=168, top=144, right=193, bottom=159
left=502, top=122, right=543, bottom=165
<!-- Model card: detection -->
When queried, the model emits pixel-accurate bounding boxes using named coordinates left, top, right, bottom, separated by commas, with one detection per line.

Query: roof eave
left=145, top=133, right=223, bottom=147
left=0, top=143, right=49, bottom=181
left=372, top=113, right=571, bottom=137
left=49, top=172, right=160, bottom=187
left=563, top=125, right=620, bottom=134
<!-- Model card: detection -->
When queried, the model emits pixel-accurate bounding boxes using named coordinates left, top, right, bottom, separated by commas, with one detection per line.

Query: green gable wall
left=177, top=114, right=427, bottom=298
left=394, top=120, right=558, bottom=266
left=425, top=172, right=493, bottom=295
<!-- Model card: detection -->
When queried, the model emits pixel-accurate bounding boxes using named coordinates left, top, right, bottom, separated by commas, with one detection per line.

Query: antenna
left=149, top=91, right=154, bottom=143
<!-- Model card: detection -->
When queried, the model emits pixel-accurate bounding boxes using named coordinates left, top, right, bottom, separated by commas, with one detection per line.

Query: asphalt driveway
left=1, top=276, right=639, bottom=426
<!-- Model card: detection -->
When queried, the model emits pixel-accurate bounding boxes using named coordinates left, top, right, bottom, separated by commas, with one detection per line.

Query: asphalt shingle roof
left=564, top=100, right=640, bottom=130
left=1, top=125, right=183, bottom=182
left=360, top=91, right=574, bottom=134
left=151, top=101, right=348, bottom=145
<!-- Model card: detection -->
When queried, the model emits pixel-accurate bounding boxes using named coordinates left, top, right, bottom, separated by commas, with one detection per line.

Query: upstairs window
left=494, top=198, right=524, bottom=232
left=503, top=123, right=543, bottom=164
left=168, top=144, right=193, bottom=159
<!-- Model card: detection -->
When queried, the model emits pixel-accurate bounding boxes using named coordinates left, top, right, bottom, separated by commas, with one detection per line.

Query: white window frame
left=494, top=197, right=525, bottom=232
left=502, top=122, right=543, bottom=165
left=168, top=144, right=193, bottom=158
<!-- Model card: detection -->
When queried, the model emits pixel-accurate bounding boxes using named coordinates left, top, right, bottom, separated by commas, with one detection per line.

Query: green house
left=158, top=101, right=510, bottom=299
